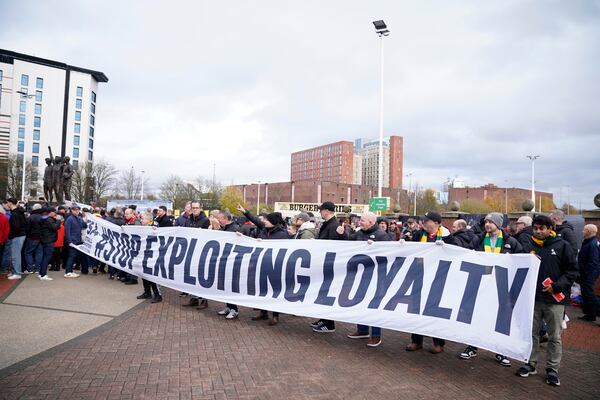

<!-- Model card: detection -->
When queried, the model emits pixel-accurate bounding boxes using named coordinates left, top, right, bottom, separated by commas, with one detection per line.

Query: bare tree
left=114, top=168, right=149, bottom=199
left=0, top=154, right=40, bottom=200
left=70, top=159, right=118, bottom=203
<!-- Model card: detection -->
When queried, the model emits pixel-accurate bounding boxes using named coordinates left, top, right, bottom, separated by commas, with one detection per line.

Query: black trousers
left=142, top=279, right=160, bottom=296
left=411, top=334, right=445, bottom=347
left=226, top=303, right=238, bottom=311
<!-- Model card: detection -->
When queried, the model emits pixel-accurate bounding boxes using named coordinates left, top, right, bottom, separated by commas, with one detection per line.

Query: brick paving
left=0, top=288, right=598, bottom=400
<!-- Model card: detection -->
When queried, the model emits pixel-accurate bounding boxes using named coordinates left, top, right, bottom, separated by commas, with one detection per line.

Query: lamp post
left=405, top=172, right=412, bottom=214
left=256, top=181, right=261, bottom=215
left=373, top=20, right=390, bottom=198
left=16, top=90, right=35, bottom=201
left=526, top=155, right=540, bottom=211
left=140, top=170, right=145, bottom=200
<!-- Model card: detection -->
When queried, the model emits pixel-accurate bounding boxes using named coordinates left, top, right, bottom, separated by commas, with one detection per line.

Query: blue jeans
left=10, top=236, right=25, bottom=275
left=357, top=324, right=381, bottom=337
left=65, top=246, right=86, bottom=274
left=39, top=243, right=54, bottom=277
left=24, top=239, right=43, bottom=272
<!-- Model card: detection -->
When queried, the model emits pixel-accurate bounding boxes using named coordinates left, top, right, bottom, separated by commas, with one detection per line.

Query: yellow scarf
left=531, top=231, right=556, bottom=247
left=421, top=227, right=443, bottom=242
left=484, top=230, right=503, bottom=253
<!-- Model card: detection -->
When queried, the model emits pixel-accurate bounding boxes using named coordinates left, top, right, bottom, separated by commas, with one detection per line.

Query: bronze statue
left=43, top=157, right=53, bottom=202
left=52, top=156, right=63, bottom=203
left=62, top=156, right=74, bottom=201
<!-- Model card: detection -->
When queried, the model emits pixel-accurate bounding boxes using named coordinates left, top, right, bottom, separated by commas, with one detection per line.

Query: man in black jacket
left=550, top=210, right=578, bottom=254
left=405, top=211, right=454, bottom=353
left=450, top=219, right=475, bottom=248
left=216, top=209, right=241, bottom=319
left=515, top=214, right=578, bottom=387
left=182, top=201, right=210, bottom=308
left=24, top=204, right=44, bottom=274
left=312, top=201, right=348, bottom=333
left=38, top=209, right=62, bottom=281
left=346, top=212, right=390, bottom=347
left=460, top=212, right=523, bottom=366
left=153, top=206, right=173, bottom=228
left=577, top=224, right=600, bottom=322
left=513, top=216, right=533, bottom=248
left=5, top=198, right=28, bottom=280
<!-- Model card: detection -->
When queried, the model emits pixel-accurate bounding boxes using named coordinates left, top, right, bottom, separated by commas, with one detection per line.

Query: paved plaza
left=0, top=273, right=598, bottom=400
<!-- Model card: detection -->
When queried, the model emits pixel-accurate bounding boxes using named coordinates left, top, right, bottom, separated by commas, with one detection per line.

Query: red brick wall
left=388, top=135, right=403, bottom=190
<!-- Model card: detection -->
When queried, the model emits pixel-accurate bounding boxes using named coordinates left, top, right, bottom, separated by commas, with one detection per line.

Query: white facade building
left=0, top=49, right=107, bottom=198
left=359, top=138, right=390, bottom=189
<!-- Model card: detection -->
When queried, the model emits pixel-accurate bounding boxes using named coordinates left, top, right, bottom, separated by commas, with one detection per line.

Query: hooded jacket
left=350, top=224, right=392, bottom=242
left=451, top=228, right=476, bottom=249
left=524, top=235, right=578, bottom=305
left=295, top=221, right=316, bottom=239
left=555, top=222, right=578, bottom=253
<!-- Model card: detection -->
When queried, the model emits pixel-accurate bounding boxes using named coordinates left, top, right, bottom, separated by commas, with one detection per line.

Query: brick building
left=290, top=141, right=354, bottom=184
left=448, top=184, right=554, bottom=207
left=235, top=181, right=403, bottom=209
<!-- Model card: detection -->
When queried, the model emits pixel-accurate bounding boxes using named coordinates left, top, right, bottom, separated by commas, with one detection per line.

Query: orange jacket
left=54, top=223, right=65, bottom=247
left=0, top=213, right=9, bottom=244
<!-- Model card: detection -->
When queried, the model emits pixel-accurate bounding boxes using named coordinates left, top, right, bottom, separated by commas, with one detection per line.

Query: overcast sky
left=2, top=0, right=599, bottom=207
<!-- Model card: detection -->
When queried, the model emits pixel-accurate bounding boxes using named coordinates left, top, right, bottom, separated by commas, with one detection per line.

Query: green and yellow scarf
left=483, top=230, right=503, bottom=253
left=531, top=230, right=556, bottom=248
left=421, top=227, right=443, bottom=242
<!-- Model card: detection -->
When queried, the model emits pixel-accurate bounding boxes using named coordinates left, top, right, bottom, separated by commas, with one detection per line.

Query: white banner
left=78, top=215, right=540, bottom=361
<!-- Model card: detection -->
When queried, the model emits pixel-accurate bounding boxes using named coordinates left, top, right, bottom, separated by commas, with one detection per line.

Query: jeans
left=1, top=239, right=11, bottom=271
left=411, top=334, right=445, bottom=347
left=357, top=324, right=381, bottom=337
left=10, top=236, right=26, bottom=275
left=39, top=243, right=54, bottom=277
left=529, top=301, right=564, bottom=372
left=65, top=246, right=85, bottom=274
left=24, top=239, right=43, bottom=272
left=580, top=269, right=600, bottom=318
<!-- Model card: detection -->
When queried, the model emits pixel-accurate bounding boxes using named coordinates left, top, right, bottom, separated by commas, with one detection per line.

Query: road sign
left=369, top=197, right=389, bottom=211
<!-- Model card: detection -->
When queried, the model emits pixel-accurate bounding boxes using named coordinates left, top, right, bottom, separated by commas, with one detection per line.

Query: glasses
left=191, top=206, right=201, bottom=209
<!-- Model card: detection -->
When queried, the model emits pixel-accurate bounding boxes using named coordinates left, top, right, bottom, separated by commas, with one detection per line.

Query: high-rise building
left=290, top=141, right=354, bottom=183
left=356, top=135, right=403, bottom=190
left=0, top=49, right=108, bottom=197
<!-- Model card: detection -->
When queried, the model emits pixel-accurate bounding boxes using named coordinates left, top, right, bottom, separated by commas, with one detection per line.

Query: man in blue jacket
left=578, top=224, right=600, bottom=322
left=64, top=205, right=87, bottom=278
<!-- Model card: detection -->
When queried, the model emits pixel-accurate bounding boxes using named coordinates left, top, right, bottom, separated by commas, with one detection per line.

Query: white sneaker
left=22, top=270, right=31, bottom=275
left=64, top=272, right=80, bottom=278
left=217, top=308, right=230, bottom=316
left=39, top=275, right=53, bottom=281
left=225, top=310, right=239, bottom=319
left=7, top=274, right=22, bottom=280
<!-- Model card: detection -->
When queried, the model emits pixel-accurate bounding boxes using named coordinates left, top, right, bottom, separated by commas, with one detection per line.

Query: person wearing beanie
left=237, top=204, right=288, bottom=325
left=294, top=212, right=316, bottom=239
left=459, top=212, right=523, bottom=366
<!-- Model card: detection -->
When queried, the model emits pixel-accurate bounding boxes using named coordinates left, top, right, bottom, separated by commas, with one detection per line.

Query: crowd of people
left=1, top=197, right=598, bottom=388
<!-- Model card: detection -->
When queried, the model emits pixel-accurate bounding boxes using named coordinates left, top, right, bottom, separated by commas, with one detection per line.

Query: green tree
left=460, top=200, right=491, bottom=214
left=415, top=189, right=439, bottom=215
left=219, top=186, right=246, bottom=215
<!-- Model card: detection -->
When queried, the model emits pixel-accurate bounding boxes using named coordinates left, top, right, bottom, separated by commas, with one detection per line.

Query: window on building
left=21, top=74, right=29, bottom=86
left=75, top=99, right=82, bottom=109
left=74, top=135, right=80, bottom=146
left=18, top=141, right=24, bottom=152
left=73, top=160, right=78, bottom=168
left=89, top=126, right=94, bottom=137
left=36, top=77, right=43, bottom=89
left=89, top=138, right=93, bottom=149
left=20, top=100, right=26, bottom=113
left=90, top=115, right=95, bottom=126
left=74, top=123, right=80, bottom=133
left=32, top=156, right=39, bottom=167
left=76, top=86, right=83, bottom=97
left=33, top=129, right=40, bottom=141
left=35, top=103, right=42, bottom=115
left=20, top=87, right=28, bottom=97
left=0, top=70, right=3, bottom=81
left=18, top=127, right=25, bottom=138
left=75, top=111, right=81, bottom=121
left=19, top=114, right=26, bottom=125
left=88, top=150, right=93, bottom=161
left=91, top=103, right=95, bottom=114
left=73, top=148, right=79, bottom=158
left=32, top=143, right=39, bottom=154
left=34, top=116, right=41, bottom=128
left=91, top=91, right=96, bottom=103
left=35, top=90, right=42, bottom=102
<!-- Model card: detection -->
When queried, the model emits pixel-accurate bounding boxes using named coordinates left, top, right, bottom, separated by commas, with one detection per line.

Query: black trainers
left=495, top=354, right=511, bottom=367
left=310, top=319, right=323, bottom=328
left=136, top=293, right=151, bottom=299
left=516, top=364, right=537, bottom=377
left=151, top=295, right=163, bottom=303
left=312, top=325, right=335, bottom=333
left=546, top=369, right=560, bottom=386
left=459, top=346, right=478, bottom=359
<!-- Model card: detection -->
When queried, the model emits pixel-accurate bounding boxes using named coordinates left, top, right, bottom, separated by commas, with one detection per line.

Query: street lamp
left=373, top=20, right=390, bottom=198
left=526, top=155, right=540, bottom=211
left=140, top=170, right=145, bottom=200
left=405, top=172, right=413, bottom=214
left=256, top=181, right=261, bottom=215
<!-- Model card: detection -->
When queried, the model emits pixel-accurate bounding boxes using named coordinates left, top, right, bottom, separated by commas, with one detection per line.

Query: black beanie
left=266, top=212, right=284, bottom=226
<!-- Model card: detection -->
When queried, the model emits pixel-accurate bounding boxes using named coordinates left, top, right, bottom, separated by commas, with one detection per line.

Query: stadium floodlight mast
left=526, top=155, right=540, bottom=210
left=373, top=20, right=389, bottom=198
